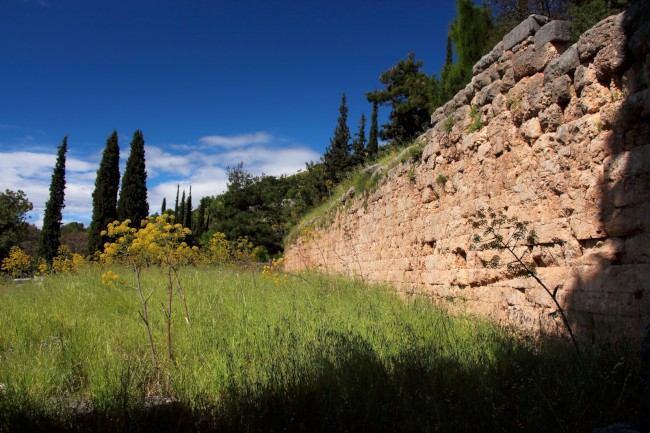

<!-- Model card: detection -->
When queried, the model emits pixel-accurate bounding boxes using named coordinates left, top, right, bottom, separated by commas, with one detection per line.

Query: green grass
left=0, top=267, right=644, bottom=432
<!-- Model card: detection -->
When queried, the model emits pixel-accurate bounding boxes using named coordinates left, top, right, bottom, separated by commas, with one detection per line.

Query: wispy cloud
left=198, top=132, right=272, bottom=148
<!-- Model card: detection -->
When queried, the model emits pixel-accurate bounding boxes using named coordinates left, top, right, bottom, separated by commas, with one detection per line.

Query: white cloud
left=198, top=132, right=272, bottom=148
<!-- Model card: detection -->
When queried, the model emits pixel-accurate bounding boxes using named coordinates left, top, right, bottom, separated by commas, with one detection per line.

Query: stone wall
left=285, top=4, right=650, bottom=341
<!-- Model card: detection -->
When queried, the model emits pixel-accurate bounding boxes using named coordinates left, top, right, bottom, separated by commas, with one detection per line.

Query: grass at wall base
left=0, top=266, right=644, bottom=433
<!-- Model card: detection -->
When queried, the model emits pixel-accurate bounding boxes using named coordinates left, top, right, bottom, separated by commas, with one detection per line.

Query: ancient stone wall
left=285, top=4, right=650, bottom=341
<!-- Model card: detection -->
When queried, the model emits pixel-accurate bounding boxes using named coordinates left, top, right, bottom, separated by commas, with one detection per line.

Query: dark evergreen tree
left=184, top=187, right=193, bottom=245
left=322, top=93, right=353, bottom=185
left=161, top=197, right=167, bottom=215
left=38, top=136, right=67, bottom=263
left=117, top=130, right=148, bottom=227
left=88, top=131, right=120, bottom=256
left=178, top=190, right=186, bottom=228
left=367, top=53, right=434, bottom=145
left=367, top=101, right=379, bottom=158
left=193, top=197, right=207, bottom=243
left=174, top=184, right=180, bottom=215
left=351, top=114, right=367, bottom=166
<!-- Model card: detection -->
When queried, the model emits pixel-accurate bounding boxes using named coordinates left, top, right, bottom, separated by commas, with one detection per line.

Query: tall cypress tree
left=178, top=190, right=186, bottom=228
left=193, top=197, right=206, bottom=242
left=184, top=187, right=193, bottom=246
left=88, top=131, right=120, bottom=256
left=161, top=197, right=167, bottom=215
left=38, top=136, right=68, bottom=263
left=367, top=101, right=379, bottom=158
left=322, top=93, right=352, bottom=185
left=117, top=130, right=149, bottom=227
left=184, top=187, right=192, bottom=230
left=351, top=114, right=367, bottom=166
left=174, top=184, right=180, bottom=216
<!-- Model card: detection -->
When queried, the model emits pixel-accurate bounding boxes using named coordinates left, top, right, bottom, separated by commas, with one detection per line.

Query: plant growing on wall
left=469, top=208, right=580, bottom=354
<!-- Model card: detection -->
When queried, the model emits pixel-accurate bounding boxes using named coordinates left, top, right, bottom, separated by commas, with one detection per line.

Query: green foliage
left=367, top=101, right=379, bottom=158
left=88, top=131, right=120, bottom=256
left=367, top=53, right=435, bottom=145
left=351, top=113, right=367, bottom=166
left=205, top=163, right=300, bottom=257
left=0, top=189, right=33, bottom=261
left=322, top=93, right=353, bottom=185
left=444, top=115, right=455, bottom=133
left=467, top=106, right=483, bottom=133
left=436, top=174, right=448, bottom=186
left=568, top=0, right=631, bottom=42
left=38, top=136, right=68, bottom=264
left=117, top=130, right=148, bottom=227
left=407, top=167, right=416, bottom=183
left=0, top=269, right=642, bottom=431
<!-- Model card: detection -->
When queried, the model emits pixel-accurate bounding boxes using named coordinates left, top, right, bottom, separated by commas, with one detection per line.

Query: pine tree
left=322, top=93, right=353, bottom=185
left=161, top=197, right=167, bottom=215
left=117, top=130, right=149, bottom=227
left=38, top=136, right=67, bottom=263
left=88, top=131, right=120, bottom=256
left=367, top=101, right=379, bottom=158
left=351, top=114, right=367, bottom=166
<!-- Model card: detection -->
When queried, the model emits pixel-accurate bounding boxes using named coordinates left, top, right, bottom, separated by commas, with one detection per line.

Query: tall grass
left=0, top=267, right=644, bottom=432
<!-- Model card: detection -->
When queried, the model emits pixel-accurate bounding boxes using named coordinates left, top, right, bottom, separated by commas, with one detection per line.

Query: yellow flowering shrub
left=100, top=215, right=195, bottom=268
left=1, top=246, right=33, bottom=278
left=51, top=245, right=87, bottom=274
left=262, top=257, right=288, bottom=287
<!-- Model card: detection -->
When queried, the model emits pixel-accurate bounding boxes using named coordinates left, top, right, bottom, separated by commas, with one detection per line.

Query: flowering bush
left=51, top=245, right=87, bottom=274
left=262, top=257, right=288, bottom=287
left=1, top=246, right=33, bottom=278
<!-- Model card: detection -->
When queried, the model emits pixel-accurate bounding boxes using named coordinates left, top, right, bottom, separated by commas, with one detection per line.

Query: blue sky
left=0, top=0, right=459, bottom=227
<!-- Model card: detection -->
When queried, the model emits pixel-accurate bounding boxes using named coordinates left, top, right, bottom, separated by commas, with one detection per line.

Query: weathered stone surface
left=286, top=9, right=650, bottom=342
left=544, top=44, right=579, bottom=83
left=535, top=20, right=571, bottom=51
left=503, top=16, right=542, bottom=52
left=473, top=42, right=504, bottom=76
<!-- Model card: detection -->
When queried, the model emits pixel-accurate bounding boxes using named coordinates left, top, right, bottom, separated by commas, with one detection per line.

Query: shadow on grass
left=2, top=329, right=644, bottom=433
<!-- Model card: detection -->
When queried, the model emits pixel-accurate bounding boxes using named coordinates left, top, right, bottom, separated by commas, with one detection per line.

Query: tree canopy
left=117, top=130, right=149, bottom=226
left=38, top=136, right=68, bottom=263
left=0, top=189, right=33, bottom=260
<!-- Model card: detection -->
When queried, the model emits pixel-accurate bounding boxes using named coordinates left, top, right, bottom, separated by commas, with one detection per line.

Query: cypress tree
left=174, top=184, right=180, bottom=216
left=322, top=93, right=352, bottom=185
left=184, top=187, right=192, bottom=230
left=38, top=136, right=67, bottom=263
left=88, top=131, right=120, bottom=256
left=367, top=101, right=379, bottom=158
left=351, top=114, right=367, bottom=166
left=117, top=130, right=149, bottom=227
left=194, top=197, right=206, bottom=242
left=184, top=187, right=193, bottom=246
left=161, top=197, right=167, bottom=215
left=178, top=190, right=186, bottom=228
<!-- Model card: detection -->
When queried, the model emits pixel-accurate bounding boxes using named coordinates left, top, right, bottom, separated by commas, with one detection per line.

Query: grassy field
left=0, top=266, right=644, bottom=432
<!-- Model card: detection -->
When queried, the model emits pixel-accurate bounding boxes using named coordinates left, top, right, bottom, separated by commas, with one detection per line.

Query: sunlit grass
left=0, top=267, right=643, bottom=432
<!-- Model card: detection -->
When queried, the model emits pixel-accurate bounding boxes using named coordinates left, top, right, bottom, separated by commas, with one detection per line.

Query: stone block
left=543, top=44, right=579, bottom=83
left=535, top=20, right=571, bottom=51
left=503, top=16, right=542, bottom=52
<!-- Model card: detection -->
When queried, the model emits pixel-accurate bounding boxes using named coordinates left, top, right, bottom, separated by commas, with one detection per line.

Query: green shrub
left=467, top=106, right=483, bottom=133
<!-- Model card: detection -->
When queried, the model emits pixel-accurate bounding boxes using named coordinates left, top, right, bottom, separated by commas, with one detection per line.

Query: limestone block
left=543, top=44, right=579, bottom=83
left=521, top=117, right=542, bottom=141
left=594, top=26, right=629, bottom=83
left=473, top=41, right=504, bottom=76
left=545, top=74, right=572, bottom=106
left=538, top=104, right=564, bottom=132
left=576, top=15, right=618, bottom=62
left=569, top=213, right=607, bottom=240
left=474, top=80, right=503, bottom=107
left=625, top=233, right=650, bottom=264
left=503, top=16, right=542, bottom=51
left=535, top=20, right=571, bottom=51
